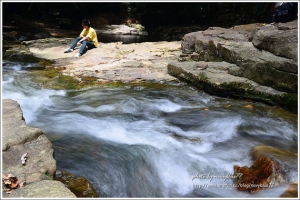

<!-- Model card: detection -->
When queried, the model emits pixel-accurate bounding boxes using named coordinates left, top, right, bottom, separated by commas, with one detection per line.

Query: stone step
left=167, top=61, right=297, bottom=112
left=181, top=21, right=298, bottom=93
left=168, top=61, right=285, bottom=96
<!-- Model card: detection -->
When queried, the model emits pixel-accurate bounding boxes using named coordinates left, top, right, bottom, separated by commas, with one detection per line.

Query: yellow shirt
left=80, top=27, right=99, bottom=47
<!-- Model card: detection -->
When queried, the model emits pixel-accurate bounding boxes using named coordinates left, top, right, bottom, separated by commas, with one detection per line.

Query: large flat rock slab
left=168, top=61, right=285, bottom=96
left=21, top=39, right=182, bottom=83
left=168, top=59, right=297, bottom=112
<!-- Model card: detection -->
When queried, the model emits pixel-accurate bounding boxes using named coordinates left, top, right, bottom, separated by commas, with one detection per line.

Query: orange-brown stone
left=233, top=156, right=284, bottom=193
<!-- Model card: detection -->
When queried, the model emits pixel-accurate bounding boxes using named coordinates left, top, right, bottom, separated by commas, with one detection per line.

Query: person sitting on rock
left=64, top=19, right=99, bottom=57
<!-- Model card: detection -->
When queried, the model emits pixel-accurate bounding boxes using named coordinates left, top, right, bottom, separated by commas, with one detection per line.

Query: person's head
left=82, top=19, right=91, bottom=28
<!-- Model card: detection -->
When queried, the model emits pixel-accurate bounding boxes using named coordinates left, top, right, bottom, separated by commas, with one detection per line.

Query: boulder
left=233, top=156, right=284, bottom=193
left=2, top=99, right=75, bottom=198
left=180, top=22, right=298, bottom=93
left=251, top=22, right=298, bottom=61
left=2, top=99, right=43, bottom=151
left=172, top=20, right=298, bottom=113
left=250, top=145, right=298, bottom=188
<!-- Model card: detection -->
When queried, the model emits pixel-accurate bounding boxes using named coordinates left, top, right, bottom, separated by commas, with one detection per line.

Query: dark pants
left=70, top=37, right=96, bottom=54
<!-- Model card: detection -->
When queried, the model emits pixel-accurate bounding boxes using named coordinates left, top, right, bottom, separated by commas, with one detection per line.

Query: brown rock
left=233, top=156, right=284, bottom=193
left=54, top=169, right=98, bottom=198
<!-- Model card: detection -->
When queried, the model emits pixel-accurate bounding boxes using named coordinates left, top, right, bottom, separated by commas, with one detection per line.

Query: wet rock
left=233, top=156, right=284, bottom=193
left=54, top=169, right=98, bottom=197
left=250, top=145, right=297, bottom=184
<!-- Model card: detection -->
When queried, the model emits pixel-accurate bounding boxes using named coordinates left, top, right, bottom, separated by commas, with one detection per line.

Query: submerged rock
left=54, top=169, right=98, bottom=198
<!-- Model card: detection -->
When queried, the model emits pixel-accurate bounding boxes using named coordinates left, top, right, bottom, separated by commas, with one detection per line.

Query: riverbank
left=2, top=99, right=77, bottom=198
left=3, top=20, right=298, bottom=113
left=2, top=21, right=298, bottom=197
left=2, top=6, right=298, bottom=197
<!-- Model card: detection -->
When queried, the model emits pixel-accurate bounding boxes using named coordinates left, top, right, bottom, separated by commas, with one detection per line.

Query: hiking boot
left=64, top=48, right=74, bottom=53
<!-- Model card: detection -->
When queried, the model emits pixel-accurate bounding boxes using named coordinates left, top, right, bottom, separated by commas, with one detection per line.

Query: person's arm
left=76, top=36, right=91, bottom=47
left=78, top=36, right=89, bottom=42
left=77, top=29, right=89, bottom=45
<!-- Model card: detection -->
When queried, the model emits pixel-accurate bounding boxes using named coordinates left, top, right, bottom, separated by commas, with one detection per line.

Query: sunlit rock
left=233, top=156, right=284, bottom=193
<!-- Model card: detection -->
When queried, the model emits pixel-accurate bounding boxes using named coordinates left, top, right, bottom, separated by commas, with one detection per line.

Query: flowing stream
left=2, top=60, right=298, bottom=198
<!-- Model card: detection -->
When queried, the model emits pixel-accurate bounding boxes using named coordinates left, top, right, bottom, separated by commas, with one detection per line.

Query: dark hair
left=82, top=19, right=91, bottom=27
